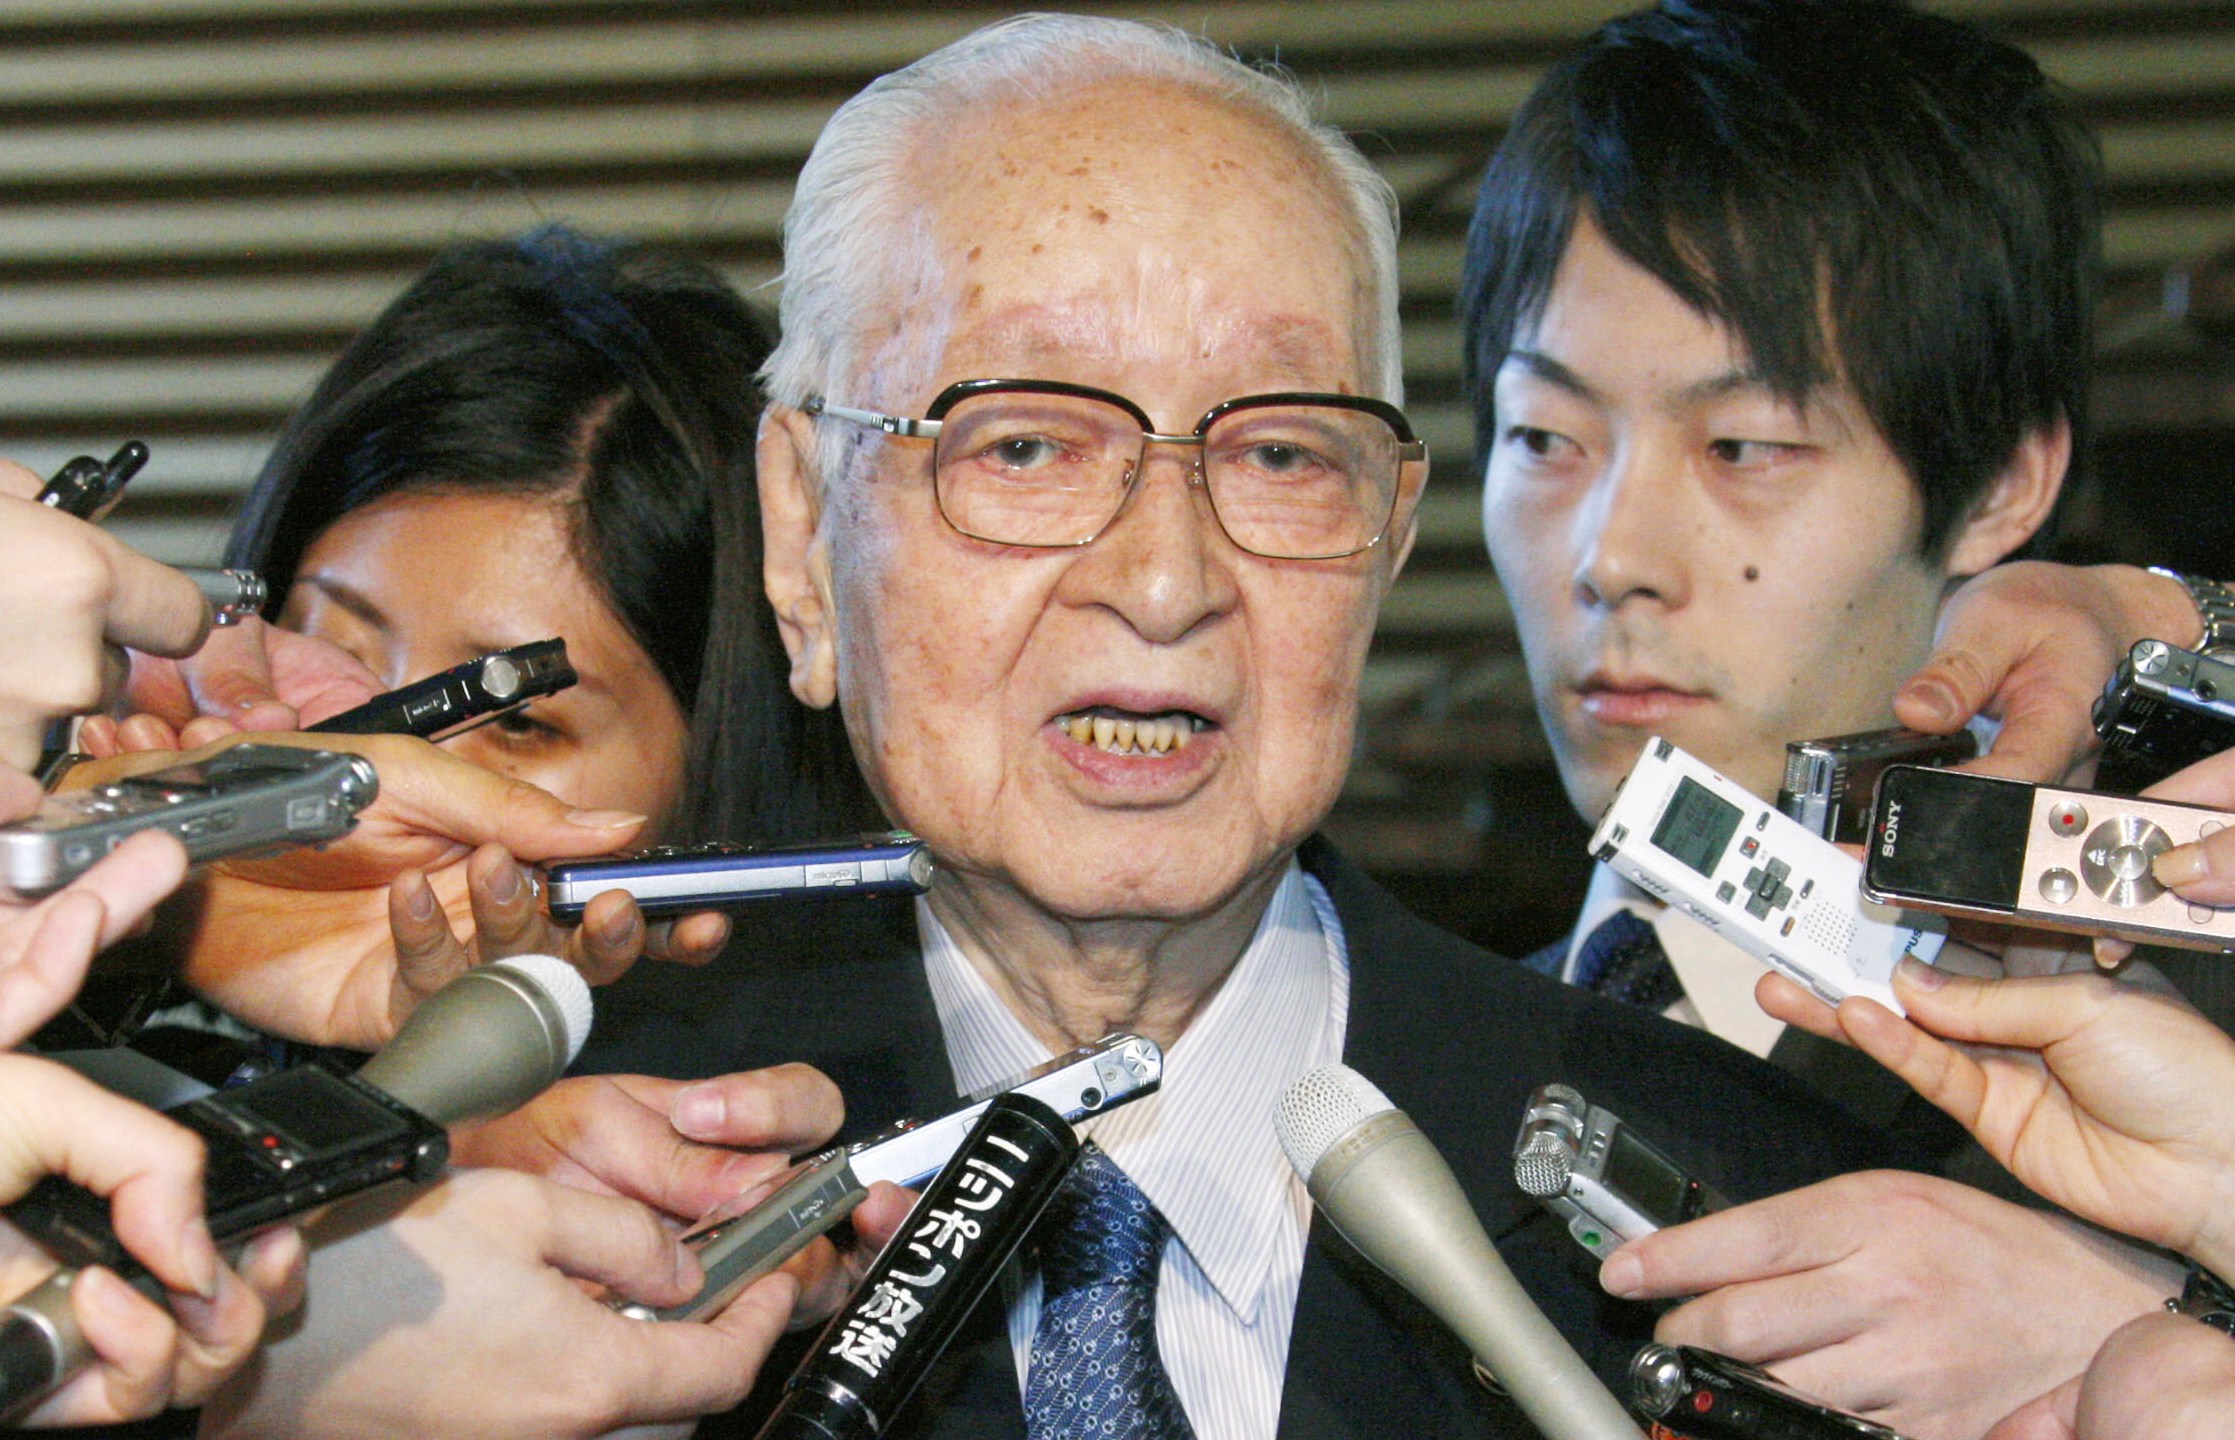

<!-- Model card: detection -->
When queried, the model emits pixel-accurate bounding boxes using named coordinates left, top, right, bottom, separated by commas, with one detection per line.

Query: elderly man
left=582, top=15, right=1883, bottom=1438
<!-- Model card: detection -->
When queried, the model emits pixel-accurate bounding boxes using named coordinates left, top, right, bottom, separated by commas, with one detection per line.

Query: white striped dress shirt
left=919, top=861, right=1351, bottom=1440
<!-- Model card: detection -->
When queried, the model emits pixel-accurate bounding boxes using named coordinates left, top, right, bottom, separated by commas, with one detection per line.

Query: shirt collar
left=919, top=861, right=1347, bottom=1320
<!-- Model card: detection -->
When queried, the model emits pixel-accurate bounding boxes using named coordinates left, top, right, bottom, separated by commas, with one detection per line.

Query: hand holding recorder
left=1796, top=962, right=2235, bottom=1279
left=1895, top=562, right=2205, bottom=786
left=0, top=458, right=215, bottom=773
left=59, top=732, right=652, bottom=1049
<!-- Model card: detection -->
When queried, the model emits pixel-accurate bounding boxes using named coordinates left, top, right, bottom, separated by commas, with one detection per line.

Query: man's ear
left=758, top=404, right=840, bottom=710
left=1938, top=415, right=2071, bottom=578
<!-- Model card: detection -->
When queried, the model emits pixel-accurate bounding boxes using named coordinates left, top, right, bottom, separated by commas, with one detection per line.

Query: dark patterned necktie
left=1572, top=908, right=1684, bottom=1012
left=1023, top=1145, right=1197, bottom=1440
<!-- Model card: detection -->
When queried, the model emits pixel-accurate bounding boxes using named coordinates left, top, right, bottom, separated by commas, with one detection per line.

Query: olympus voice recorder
left=613, top=1033, right=1162, bottom=1323
left=1513, top=1083, right=1728, bottom=1260
left=1863, top=765, right=2235, bottom=952
left=1632, top=1345, right=1915, bottom=1440
left=1777, top=727, right=1978, bottom=844
left=542, top=832, right=933, bottom=920
left=1590, top=738, right=1946, bottom=1013
left=2091, top=638, right=2235, bottom=794
left=0, top=744, right=377, bottom=898
left=8, top=1062, right=449, bottom=1280
left=311, top=638, right=576, bottom=742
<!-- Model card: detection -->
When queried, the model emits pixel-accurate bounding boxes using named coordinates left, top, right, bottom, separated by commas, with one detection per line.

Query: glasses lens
left=1202, top=403, right=1401, bottom=559
left=932, top=391, right=1136, bottom=547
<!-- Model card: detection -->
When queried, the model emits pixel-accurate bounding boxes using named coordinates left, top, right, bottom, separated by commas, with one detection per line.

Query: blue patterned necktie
left=1023, top=1145, right=1196, bottom=1440
left=1572, top=907, right=1684, bottom=1012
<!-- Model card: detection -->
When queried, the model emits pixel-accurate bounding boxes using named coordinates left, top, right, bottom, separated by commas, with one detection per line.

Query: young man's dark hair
left=1459, top=0, right=2101, bottom=557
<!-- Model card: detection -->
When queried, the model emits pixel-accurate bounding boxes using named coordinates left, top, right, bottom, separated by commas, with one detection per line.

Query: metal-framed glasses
left=804, top=378, right=1428, bottom=561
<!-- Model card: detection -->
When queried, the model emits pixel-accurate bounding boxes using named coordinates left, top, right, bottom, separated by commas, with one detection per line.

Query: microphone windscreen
left=1275, top=1062, right=1394, bottom=1179
left=357, top=955, right=592, bottom=1126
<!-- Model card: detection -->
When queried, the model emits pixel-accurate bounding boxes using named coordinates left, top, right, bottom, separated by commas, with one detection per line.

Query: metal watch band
left=2166, top=1265, right=2235, bottom=1337
left=2149, top=567, right=2235, bottom=661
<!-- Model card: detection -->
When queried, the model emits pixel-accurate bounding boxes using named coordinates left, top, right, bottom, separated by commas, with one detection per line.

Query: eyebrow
left=1504, top=349, right=1787, bottom=412
left=294, top=573, right=387, bottom=631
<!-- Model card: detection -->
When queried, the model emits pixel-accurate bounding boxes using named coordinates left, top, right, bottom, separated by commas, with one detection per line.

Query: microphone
left=1274, top=1064, right=1640, bottom=1440
left=357, top=952, right=594, bottom=1125
left=0, top=955, right=592, bottom=1418
left=755, top=1092, right=1082, bottom=1440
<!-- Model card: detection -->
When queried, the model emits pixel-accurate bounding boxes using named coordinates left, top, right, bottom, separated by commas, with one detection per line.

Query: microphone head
left=1275, top=1063, right=1396, bottom=1181
left=356, top=954, right=594, bottom=1127
left=485, top=954, right=595, bottom=1067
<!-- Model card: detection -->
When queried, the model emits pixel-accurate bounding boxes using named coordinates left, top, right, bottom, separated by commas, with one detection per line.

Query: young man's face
left=1482, top=217, right=1963, bottom=820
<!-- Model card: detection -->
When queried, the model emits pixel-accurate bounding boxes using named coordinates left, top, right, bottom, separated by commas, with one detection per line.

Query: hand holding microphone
left=1275, top=1063, right=1640, bottom=1440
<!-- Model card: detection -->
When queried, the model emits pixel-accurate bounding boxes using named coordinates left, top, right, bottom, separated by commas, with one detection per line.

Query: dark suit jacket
left=580, top=837, right=1890, bottom=1438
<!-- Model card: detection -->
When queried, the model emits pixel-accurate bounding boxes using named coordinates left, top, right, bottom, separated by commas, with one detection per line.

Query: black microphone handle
left=755, top=1093, right=1082, bottom=1440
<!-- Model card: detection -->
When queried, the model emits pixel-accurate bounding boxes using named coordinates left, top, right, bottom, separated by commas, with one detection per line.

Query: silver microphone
left=358, top=953, right=594, bottom=1125
left=1274, top=1064, right=1639, bottom=1440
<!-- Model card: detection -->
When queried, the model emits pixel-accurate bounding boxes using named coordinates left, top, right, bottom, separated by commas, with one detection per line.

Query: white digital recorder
left=1589, top=738, right=1945, bottom=1014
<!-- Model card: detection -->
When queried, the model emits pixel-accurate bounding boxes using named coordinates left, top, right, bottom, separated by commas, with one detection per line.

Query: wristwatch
left=2167, top=1265, right=2235, bottom=1337
left=2148, top=567, right=2235, bottom=661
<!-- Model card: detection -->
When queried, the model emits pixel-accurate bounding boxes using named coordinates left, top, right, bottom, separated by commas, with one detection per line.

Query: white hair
left=760, top=11, right=1404, bottom=480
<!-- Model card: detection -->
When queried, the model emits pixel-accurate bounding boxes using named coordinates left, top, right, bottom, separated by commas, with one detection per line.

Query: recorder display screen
left=1651, top=778, right=1743, bottom=879
left=1603, top=1127, right=1689, bottom=1226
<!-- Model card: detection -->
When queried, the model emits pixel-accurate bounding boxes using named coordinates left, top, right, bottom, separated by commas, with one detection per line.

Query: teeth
left=1055, top=709, right=1205, bottom=757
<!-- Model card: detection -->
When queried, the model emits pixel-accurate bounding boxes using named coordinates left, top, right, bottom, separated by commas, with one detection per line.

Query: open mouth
left=1052, top=706, right=1212, bottom=757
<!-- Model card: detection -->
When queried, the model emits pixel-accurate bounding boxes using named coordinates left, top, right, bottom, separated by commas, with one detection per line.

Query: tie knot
left=1037, top=1145, right=1170, bottom=1297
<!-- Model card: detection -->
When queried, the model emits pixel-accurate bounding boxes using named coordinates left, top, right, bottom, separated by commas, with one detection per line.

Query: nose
left=1058, top=441, right=1238, bottom=644
left=1572, top=438, right=1691, bottom=612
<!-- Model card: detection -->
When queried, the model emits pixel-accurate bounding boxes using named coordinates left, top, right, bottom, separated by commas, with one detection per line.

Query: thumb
left=1983, top=1377, right=2080, bottom=1440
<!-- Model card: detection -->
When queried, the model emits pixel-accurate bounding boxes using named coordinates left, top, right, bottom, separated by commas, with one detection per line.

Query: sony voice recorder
left=1863, top=765, right=2235, bottom=952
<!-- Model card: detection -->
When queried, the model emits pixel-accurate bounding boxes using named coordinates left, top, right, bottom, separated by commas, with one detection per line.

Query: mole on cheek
left=1743, top=565, right=1761, bottom=582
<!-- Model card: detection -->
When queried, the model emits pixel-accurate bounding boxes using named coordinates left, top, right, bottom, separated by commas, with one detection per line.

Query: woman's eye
left=490, top=709, right=559, bottom=742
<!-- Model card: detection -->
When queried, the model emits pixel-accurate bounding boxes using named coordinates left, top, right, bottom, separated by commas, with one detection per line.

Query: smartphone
left=0, top=744, right=378, bottom=898
left=542, top=832, right=933, bottom=920
left=35, top=442, right=148, bottom=522
left=1862, top=764, right=2235, bottom=952
left=1632, top=1344, right=1915, bottom=1440
left=2091, top=638, right=2235, bottom=794
left=310, top=639, right=575, bottom=741
left=7, top=1062, right=448, bottom=1281
left=1778, top=727, right=1978, bottom=844
left=1590, top=738, right=1946, bottom=1014
left=613, top=1032, right=1163, bottom=1323
left=1513, top=1083, right=1728, bottom=1260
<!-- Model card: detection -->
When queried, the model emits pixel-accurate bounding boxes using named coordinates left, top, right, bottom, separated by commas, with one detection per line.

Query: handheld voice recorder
left=542, top=832, right=933, bottom=920
left=1777, top=727, right=1977, bottom=845
left=0, top=744, right=377, bottom=898
left=613, top=1032, right=1162, bottom=1323
left=1513, top=1083, right=1728, bottom=1260
left=1631, top=1344, right=1913, bottom=1440
left=1863, top=765, right=2235, bottom=952
left=36, top=442, right=148, bottom=522
left=310, top=638, right=576, bottom=742
left=1590, top=738, right=1946, bottom=1013
left=7, top=1062, right=448, bottom=1281
left=2091, top=638, right=2235, bottom=794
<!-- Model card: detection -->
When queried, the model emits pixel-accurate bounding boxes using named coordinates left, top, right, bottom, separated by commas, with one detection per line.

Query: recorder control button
left=2080, top=818, right=2171, bottom=908
left=2038, top=868, right=2079, bottom=906
left=2047, top=802, right=2089, bottom=837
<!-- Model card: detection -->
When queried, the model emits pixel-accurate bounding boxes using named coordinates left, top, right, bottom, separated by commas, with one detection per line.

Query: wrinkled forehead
left=850, top=83, right=1377, bottom=409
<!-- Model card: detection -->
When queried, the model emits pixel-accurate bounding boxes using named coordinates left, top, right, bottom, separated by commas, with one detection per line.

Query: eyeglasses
left=804, top=378, right=1428, bottom=561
